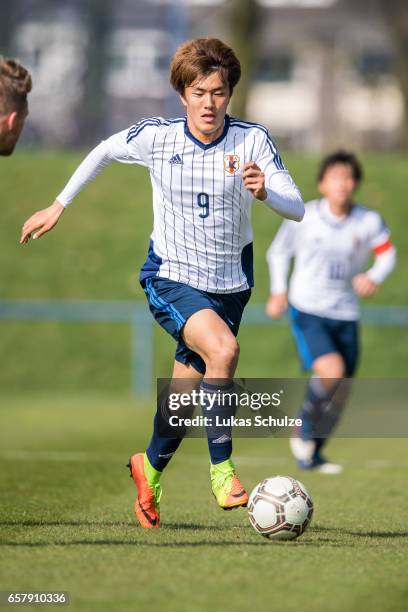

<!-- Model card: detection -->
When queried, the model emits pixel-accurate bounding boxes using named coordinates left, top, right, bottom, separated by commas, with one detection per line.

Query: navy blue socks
left=200, top=380, right=235, bottom=465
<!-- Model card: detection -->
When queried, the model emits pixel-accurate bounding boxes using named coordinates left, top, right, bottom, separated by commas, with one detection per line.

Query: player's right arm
left=265, top=220, right=297, bottom=319
left=20, top=199, right=65, bottom=243
left=20, top=122, right=152, bottom=243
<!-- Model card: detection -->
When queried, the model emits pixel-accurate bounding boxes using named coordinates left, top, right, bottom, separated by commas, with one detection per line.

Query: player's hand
left=352, top=273, right=378, bottom=297
left=20, top=200, right=65, bottom=244
left=266, top=293, right=288, bottom=319
left=243, top=162, right=267, bottom=201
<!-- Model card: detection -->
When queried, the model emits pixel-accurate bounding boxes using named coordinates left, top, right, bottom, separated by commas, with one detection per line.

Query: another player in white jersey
left=21, top=38, right=304, bottom=527
left=266, top=151, right=396, bottom=473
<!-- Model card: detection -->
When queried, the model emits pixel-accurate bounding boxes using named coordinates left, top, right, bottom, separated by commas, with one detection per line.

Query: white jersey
left=267, top=198, right=396, bottom=320
left=57, top=115, right=304, bottom=293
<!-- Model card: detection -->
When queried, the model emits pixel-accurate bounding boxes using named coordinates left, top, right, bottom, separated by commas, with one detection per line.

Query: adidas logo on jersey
left=168, top=154, right=183, bottom=165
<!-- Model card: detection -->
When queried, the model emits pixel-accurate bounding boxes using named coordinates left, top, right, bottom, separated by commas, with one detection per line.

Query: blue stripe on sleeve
left=126, top=118, right=163, bottom=144
left=126, top=117, right=186, bottom=144
left=229, top=119, right=286, bottom=171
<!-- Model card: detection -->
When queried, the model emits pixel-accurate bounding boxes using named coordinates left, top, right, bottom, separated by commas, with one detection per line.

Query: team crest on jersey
left=353, top=236, right=361, bottom=249
left=224, top=154, right=240, bottom=175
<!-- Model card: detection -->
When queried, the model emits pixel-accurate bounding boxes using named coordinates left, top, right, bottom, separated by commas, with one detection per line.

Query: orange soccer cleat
left=127, top=453, right=162, bottom=529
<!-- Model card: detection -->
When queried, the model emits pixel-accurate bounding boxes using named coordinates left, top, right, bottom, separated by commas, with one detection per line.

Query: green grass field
left=0, top=151, right=407, bottom=610
left=1, top=395, right=407, bottom=611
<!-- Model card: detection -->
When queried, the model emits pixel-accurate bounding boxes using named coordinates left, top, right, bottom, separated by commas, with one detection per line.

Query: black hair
left=318, top=150, right=363, bottom=184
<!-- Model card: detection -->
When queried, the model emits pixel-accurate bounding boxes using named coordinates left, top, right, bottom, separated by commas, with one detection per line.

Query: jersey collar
left=319, top=198, right=355, bottom=227
left=184, top=114, right=230, bottom=150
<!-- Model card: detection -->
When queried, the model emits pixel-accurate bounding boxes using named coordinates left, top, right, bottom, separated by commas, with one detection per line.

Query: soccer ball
left=248, top=476, right=313, bottom=540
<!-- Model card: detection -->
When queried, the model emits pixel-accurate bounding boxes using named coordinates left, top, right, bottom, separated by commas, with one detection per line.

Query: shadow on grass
left=0, top=540, right=266, bottom=548
left=0, top=527, right=353, bottom=548
left=0, top=520, right=224, bottom=531
left=2, top=522, right=406, bottom=548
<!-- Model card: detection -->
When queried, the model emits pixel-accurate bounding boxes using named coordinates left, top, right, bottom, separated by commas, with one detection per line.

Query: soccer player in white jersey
left=266, top=151, right=396, bottom=473
left=20, top=38, right=304, bottom=528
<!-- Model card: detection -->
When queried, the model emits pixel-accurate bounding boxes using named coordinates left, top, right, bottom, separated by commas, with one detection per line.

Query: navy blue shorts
left=288, top=305, right=359, bottom=376
left=141, top=276, right=251, bottom=374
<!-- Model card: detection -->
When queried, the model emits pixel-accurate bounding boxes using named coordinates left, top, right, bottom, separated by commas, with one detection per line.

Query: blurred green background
left=0, top=151, right=407, bottom=395
left=1, top=152, right=407, bottom=612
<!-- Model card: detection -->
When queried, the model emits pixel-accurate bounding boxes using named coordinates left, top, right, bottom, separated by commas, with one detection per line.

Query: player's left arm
left=243, top=131, right=304, bottom=222
left=352, top=215, right=397, bottom=297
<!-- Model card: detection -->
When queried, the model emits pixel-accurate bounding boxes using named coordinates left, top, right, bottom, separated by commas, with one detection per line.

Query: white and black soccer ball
left=248, top=476, right=313, bottom=540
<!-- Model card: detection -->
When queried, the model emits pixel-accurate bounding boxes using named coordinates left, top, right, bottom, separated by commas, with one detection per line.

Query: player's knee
left=331, top=358, right=346, bottom=379
left=208, top=337, right=240, bottom=369
left=314, top=353, right=345, bottom=380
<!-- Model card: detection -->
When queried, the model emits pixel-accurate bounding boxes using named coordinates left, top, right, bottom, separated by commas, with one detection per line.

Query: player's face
left=0, top=105, right=28, bottom=156
left=180, top=71, right=231, bottom=144
left=318, top=164, right=357, bottom=210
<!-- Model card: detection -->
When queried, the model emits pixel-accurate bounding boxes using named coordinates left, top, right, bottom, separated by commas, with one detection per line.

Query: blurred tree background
left=1, top=0, right=408, bottom=150
left=381, top=0, right=408, bottom=148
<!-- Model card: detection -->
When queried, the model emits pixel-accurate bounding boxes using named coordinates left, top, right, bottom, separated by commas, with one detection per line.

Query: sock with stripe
left=145, top=396, right=187, bottom=473
left=201, top=380, right=235, bottom=465
left=298, top=377, right=333, bottom=441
